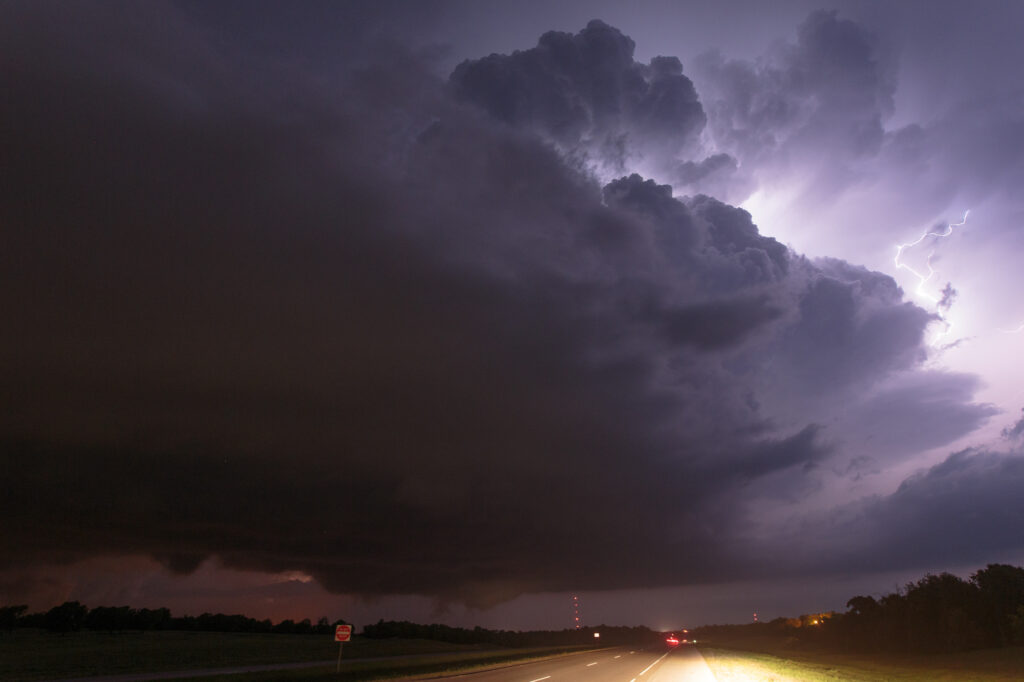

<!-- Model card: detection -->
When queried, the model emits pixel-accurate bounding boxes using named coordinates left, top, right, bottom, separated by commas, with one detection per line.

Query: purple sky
left=2, top=0, right=1023, bottom=630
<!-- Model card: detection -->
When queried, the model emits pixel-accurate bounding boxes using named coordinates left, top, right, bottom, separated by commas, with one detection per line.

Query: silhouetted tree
left=838, top=595, right=882, bottom=651
left=272, top=619, right=296, bottom=634
left=0, top=605, right=27, bottom=631
left=44, top=601, right=88, bottom=633
left=973, top=563, right=1024, bottom=646
left=1009, top=605, right=1024, bottom=645
left=86, top=606, right=134, bottom=632
left=903, top=573, right=983, bottom=652
left=134, top=607, right=172, bottom=630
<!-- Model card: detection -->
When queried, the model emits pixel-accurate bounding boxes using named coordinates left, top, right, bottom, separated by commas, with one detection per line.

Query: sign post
left=334, top=624, right=352, bottom=673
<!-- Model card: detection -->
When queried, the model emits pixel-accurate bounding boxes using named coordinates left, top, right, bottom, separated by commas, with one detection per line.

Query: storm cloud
left=685, top=8, right=900, bottom=205
left=0, top=1, right=1008, bottom=614
left=450, top=20, right=708, bottom=184
left=783, top=448, right=1024, bottom=574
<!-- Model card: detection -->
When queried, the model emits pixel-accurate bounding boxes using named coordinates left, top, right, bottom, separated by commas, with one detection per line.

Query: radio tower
left=572, top=594, right=582, bottom=629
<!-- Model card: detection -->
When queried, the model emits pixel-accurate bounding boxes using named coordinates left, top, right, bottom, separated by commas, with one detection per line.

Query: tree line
left=0, top=602, right=348, bottom=635
left=362, top=620, right=660, bottom=647
left=0, top=600, right=658, bottom=647
left=695, top=563, right=1024, bottom=654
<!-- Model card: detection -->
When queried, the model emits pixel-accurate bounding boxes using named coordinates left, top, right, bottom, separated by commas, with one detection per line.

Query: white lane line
left=586, top=661, right=598, bottom=667
left=631, top=679, right=637, bottom=682
left=638, top=651, right=671, bottom=676
left=529, top=677, right=551, bottom=682
left=629, top=651, right=635, bottom=654
left=614, top=655, right=621, bottom=659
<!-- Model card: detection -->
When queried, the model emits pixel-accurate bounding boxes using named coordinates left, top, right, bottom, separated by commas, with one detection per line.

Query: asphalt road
left=440, top=645, right=715, bottom=682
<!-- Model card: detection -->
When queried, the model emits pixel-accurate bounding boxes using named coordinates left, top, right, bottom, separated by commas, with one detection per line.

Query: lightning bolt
left=896, top=212, right=1022, bottom=343
left=894, top=210, right=969, bottom=304
left=894, top=211, right=969, bottom=346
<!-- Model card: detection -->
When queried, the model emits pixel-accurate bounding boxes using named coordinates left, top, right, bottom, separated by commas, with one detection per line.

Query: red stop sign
left=334, top=624, right=352, bottom=642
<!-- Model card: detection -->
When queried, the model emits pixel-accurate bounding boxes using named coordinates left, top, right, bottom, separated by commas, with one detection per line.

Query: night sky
left=3, top=0, right=1024, bottom=631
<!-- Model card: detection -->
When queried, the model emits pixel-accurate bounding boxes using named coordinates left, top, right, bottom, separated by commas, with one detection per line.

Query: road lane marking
left=638, top=651, right=671, bottom=676
left=586, top=662, right=598, bottom=667
left=629, top=651, right=635, bottom=654
left=614, top=655, right=621, bottom=659
left=528, top=677, right=551, bottom=682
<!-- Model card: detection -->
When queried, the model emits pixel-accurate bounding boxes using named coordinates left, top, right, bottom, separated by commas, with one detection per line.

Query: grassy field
left=0, top=629, right=504, bottom=681
left=699, top=644, right=1024, bottom=681
left=181, top=646, right=602, bottom=681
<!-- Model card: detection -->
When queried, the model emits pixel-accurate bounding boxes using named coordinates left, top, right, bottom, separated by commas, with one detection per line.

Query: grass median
left=181, top=646, right=605, bottom=681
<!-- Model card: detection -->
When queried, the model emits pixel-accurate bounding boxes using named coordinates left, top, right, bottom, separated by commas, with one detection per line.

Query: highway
left=440, top=645, right=715, bottom=682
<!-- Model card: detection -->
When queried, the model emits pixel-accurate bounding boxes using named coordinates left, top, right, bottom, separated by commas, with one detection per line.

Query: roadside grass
left=179, top=646, right=602, bottom=681
left=0, top=630, right=495, bottom=681
left=698, top=644, right=1024, bottom=681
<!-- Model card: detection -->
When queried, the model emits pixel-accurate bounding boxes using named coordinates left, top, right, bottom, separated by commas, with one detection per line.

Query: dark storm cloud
left=795, top=449, right=1024, bottom=573
left=690, top=2, right=1024, bottom=260
left=449, top=20, right=707, bottom=182
left=1004, top=410, right=1024, bottom=442
left=600, top=175, right=789, bottom=293
left=674, top=152, right=737, bottom=186
left=693, top=9, right=897, bottom=199
left=837, top=372, right=998, bottom=464
left=658, top=296, right=781, bottom=350
left=718, top=425, right=824, bottom=480
left=919, top=93, right=1024, bottom=206
left=0, top=4, right=998, bottom=607
left=777, top=268, right=932, bottom=389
